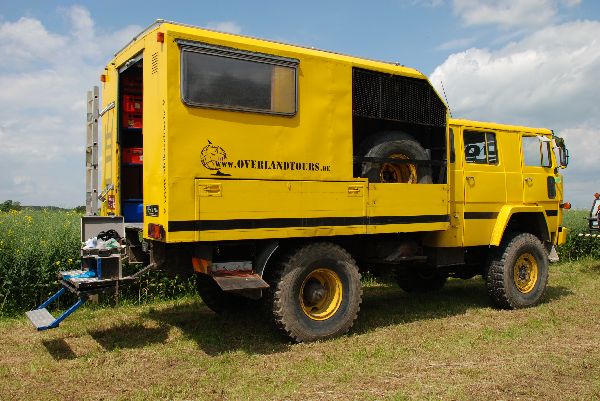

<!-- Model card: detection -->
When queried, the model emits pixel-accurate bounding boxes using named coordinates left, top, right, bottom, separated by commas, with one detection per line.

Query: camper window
left=180, top=45, right=297, bottom=115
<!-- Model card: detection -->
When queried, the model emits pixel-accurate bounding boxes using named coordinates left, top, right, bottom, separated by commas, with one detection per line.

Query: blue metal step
left=25, top=288, right=87, bottom=331
left=26, top=308, right=55, bottom=329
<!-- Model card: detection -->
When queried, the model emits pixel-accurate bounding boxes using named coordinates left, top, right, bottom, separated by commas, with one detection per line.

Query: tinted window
left=181, top=48, right=297, bottom=115
left=464, top=131, right=498, bottom=165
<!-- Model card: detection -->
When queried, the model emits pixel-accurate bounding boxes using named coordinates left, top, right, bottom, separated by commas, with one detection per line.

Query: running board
left=213, top=273, right=270, bottom=292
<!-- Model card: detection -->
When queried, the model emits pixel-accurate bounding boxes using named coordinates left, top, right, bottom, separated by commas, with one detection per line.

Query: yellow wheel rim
left=300, top=268, right=343, bottom=321
left=379, top=153, right=417, bottom=183
left=513, top=253, right=539, bottom=293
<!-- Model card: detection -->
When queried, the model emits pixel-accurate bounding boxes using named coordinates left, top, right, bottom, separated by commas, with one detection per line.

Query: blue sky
left=1, top=0, right=599, bottom=207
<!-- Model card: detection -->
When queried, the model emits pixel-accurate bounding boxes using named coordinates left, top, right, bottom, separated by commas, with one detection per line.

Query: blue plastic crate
left=123, top=199, right=143, bottom=222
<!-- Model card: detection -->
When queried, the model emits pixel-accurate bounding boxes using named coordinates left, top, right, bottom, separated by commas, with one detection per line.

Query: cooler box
left=123, top=199, right=143, bottom=223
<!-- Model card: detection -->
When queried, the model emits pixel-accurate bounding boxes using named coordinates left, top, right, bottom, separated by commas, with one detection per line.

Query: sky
left=0, top=0, right=599, bottom=208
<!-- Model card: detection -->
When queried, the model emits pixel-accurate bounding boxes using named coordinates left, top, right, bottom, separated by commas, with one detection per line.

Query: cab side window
left=464, top=131, right=498, bottom=165
left=522, top=136, right=551, bottom=167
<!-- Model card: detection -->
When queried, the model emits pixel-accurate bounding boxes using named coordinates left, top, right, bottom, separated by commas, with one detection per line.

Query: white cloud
left=452, top=0, right=557, bottom=28
left=205, top=21, right=242, bottom=34
left=436, top=37, right=476, bottom=50
left=431, top=20, right=600, bottom=207
left=0, top=17, right=67, bottom=67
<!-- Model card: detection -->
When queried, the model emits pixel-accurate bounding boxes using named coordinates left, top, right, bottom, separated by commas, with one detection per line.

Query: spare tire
left=360, top=131, right=432, bottom=184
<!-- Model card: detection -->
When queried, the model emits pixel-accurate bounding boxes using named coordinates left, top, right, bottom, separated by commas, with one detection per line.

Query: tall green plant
left=0, top=209, right=196, bottom=316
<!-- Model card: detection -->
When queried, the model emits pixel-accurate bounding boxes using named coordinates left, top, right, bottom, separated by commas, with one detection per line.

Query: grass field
left=1, top=258, right=599, bottom=400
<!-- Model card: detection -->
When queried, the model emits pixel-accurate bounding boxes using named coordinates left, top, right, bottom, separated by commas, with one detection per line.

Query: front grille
left=352, top=68, right=446, bottom=128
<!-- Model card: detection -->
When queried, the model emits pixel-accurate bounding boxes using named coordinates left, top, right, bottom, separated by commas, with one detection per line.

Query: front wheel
left=486, top=232, right=549, bottom=309
left=267, top=243, right=362, bottom=342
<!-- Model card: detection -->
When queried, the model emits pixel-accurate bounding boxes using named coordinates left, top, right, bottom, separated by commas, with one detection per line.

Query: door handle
left=465, top=176, right=475, bottom=182
left=348, top=185, right=362, bottom=196
left=524, top=177, right=533, bottom=183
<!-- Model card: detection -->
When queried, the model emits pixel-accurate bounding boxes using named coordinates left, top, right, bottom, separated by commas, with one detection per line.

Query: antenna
left=440, top=81, right=453, bottom=118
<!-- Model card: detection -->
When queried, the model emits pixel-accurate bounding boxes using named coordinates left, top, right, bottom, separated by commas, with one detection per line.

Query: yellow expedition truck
left=26, top=20, right=570, bottom=342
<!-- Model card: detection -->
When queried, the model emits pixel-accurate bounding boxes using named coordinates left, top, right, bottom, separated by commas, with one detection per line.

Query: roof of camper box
left=112, top=19, right=427, bottom=80
left=450, top=119, right=553, bottom=135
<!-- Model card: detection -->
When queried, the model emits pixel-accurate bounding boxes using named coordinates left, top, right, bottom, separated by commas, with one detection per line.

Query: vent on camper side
left=352, top=68, right=446, bottom=128
left=151, top=52, right=158, bottom=74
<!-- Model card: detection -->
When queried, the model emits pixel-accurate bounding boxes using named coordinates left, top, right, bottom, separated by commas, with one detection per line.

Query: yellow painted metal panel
left=489, top=205, right=546, bottom=246
left=557, top=226, right=568, bottom=245
left=366, top=184, right=449, bottom=234
left=193, top=179, right=366, bottom=242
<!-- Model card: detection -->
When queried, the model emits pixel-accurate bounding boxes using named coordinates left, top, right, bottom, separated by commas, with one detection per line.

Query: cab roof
left=450, top=118, right=553, bottom=135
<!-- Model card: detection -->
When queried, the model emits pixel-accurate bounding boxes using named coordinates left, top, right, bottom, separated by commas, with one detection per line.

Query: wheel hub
left=299, top=268, right=343, bottom=321
left=513, top=253, right=539, bottom=294
left=302, top=280, right=326, bottom=305
left=379, top=153, right=417, bottom=183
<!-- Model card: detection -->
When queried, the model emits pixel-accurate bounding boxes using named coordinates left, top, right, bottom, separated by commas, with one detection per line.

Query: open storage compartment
left=118, top=55, right=143, bottom=223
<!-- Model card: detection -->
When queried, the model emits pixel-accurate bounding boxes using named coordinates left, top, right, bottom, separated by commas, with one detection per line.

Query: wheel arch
left=255, top=240, right=281, bottom=278
left=490, top=205, right=550, bottom=246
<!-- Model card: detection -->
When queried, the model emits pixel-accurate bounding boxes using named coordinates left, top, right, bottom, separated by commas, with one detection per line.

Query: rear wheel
left=267, top=243, right=362, bottom=342
left=486, top=232, right=549, bottom=309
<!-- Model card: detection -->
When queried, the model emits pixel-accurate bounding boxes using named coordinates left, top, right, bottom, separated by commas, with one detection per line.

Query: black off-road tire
left=266, top=243, right=362, bottom=343
left=195, top=273, right=256, bottom=314
left=360, top=131, right=433, bottom=184
left=486, top=232, right=549, bottom=309
left=397, top=267, right=447, bottom=293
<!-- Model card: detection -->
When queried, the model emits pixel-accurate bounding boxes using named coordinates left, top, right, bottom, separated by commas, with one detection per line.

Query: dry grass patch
left=1, top=259, right=600, bottom=400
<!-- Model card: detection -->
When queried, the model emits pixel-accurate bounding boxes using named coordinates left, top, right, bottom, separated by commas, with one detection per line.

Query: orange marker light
left=560, top=202, right=571, bottom=210
left=148, top=223, right=165, bottom=240
left=192, top=257, right=210, bottom=274
left=100, top=74, right=107, bottom=83
left=157, top=32, right=164, bottom=43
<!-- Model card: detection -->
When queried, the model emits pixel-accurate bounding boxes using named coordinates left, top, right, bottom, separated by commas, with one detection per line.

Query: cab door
left=462, top=129, right=506, bottom=246
left=521, top=134, right=559, bottom=217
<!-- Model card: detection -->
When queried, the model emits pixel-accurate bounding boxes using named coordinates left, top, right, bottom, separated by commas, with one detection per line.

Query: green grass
left=1, top=259, right=599, bottom=400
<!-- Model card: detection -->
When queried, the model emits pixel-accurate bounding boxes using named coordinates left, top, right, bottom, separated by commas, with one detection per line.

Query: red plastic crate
left=123, top=95, right=142, bottom=113
left=122, top=112, right=142, bottom=128
left=122, top=147, right=143, bottom=164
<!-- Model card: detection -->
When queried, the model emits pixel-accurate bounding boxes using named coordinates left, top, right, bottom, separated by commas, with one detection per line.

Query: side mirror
left=559, top=146, right=569, bottom=168
left=554, top=135, right=569, bottom=168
